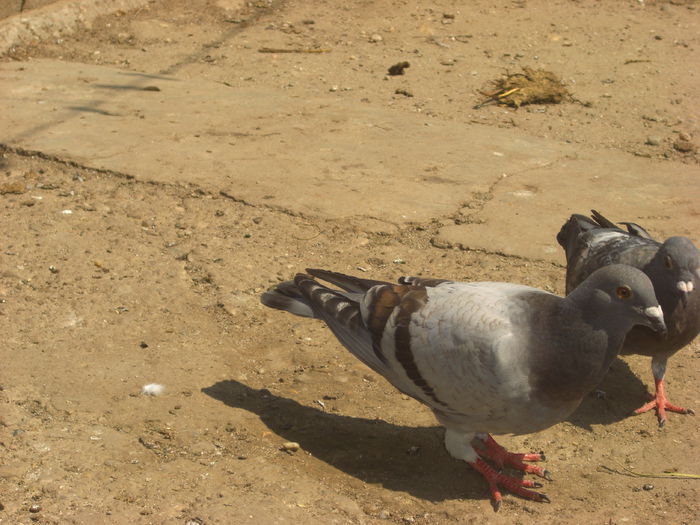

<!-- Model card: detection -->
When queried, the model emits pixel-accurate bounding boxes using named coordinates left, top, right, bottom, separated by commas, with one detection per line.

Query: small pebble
left=645, top=136, right=661, bottom=146
left=643, top=483, right=654, bottom=491
left=369, top=33, right=383, bottom=43
left=388, top=61, right=410, bottom=76
left=673, top=138, right=696, bottom=153
left=29, top=504, right=41, bottom=513
left=281, top=441, right=300, bottom=453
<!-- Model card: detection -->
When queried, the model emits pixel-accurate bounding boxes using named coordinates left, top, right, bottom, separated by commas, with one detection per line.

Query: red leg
left=634, top=378, right=694, bottom=427
left=468, top=457, right=550, bottom=511
left=475, top=434, right=552, bottom=480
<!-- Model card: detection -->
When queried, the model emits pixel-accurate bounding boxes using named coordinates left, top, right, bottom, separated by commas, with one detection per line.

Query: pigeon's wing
left=263, top=272, right=546, bottom=423
left=394, top=283, right=541, bottom=416
left=558, top=212, right=659, bottom=292
left=619, top=222, right=654, bottom=240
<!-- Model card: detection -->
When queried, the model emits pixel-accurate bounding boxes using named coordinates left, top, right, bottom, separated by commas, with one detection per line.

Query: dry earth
left=1, top=1, right=700, bottom=524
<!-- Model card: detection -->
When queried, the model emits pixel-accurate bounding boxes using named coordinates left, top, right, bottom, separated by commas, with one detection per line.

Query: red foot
left=634, top=379, right=694, bottom=427
left=468, top=457, right=550, bottom=511
left=475, top=434, right=552, bottom=481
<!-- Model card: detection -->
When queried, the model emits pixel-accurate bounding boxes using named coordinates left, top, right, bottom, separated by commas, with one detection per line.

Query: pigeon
left=261, top=264, right=665, bottom=509
left=557, top=210, right=700, bottom=426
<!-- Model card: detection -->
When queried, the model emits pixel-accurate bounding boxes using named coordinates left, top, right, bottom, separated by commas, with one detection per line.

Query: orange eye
left=616, top=286, right=632, bottom=299
left=664, top=256, right=673, bottom=269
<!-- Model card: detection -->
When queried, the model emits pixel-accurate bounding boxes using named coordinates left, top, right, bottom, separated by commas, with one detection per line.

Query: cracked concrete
left=434, top=152, right=700, bottom=262
left=4, top=58, right=697, bottom=265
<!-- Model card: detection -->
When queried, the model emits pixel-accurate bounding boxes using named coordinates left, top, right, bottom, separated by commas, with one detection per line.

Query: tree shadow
left=567, top=357, right=650, bottom=430
left=203, top=379, right=489, bottom=504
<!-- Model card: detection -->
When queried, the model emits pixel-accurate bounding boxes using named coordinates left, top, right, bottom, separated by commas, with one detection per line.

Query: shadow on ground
left=203, top=379, right=489, bottom=504
left=204, top=358, right=651, bottom=502
left=567, top=357, right=650, bottom=429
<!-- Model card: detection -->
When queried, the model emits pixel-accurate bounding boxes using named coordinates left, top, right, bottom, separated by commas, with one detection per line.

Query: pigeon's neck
left=529, top=295, right=625, bottom=411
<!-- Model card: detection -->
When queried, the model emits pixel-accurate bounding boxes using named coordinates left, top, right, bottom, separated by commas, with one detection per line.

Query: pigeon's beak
left=676, top=280, right=694, bottom=293
left=677, top=279, right=694, bottom=307
left=643, top=305, right=667, bottom=337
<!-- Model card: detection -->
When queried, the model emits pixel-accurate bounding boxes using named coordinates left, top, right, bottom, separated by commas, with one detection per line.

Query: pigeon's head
left=570, top=264, right=666, bottom=336
left=656, top=236, right=700, bottom=301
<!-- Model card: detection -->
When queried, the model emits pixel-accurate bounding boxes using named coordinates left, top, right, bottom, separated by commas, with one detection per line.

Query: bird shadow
left=566, top=357, right=650, bottom=430
left=203, top=379, right=490, bottom=504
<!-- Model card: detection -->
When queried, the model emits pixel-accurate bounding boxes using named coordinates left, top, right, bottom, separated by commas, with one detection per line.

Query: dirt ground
left=1, top=1, right=699, bottom=524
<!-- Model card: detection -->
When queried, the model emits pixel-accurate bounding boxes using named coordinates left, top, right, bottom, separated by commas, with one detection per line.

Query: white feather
left=142, top=383, right=165, bottom=396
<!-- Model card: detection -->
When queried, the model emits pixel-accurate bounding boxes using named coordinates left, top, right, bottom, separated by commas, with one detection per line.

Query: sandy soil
left=1, top=1, right=699, bottom=524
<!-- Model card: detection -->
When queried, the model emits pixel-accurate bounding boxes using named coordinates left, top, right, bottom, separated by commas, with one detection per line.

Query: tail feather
left=261, top=272, right=400, bottom=379
left=306, top=268, right=390, bottom=293
left=619, top=221, right=654, bottom=240
left=260, top=278, right=316, bottom=318
left=590, top=209, right=619, bottom=229
left=590, top=210, right=654, bottom=239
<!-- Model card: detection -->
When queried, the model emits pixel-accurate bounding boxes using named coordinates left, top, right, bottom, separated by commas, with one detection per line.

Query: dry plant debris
left=475, top=67, right=572, bottom=109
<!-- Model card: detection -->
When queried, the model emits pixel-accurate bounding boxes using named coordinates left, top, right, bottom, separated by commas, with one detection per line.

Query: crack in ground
left=3, top=145, right=561, bottom=270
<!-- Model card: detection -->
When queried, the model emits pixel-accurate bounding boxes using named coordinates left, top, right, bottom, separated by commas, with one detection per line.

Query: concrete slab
left=1, top=59, right=698, bottom=259
left=434, top=154, right=700, bottom=263
left=0, top=59, right=574, bottom=224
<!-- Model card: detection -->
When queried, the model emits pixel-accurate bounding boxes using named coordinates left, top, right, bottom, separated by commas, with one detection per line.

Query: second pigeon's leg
left=474, top=434, right=552, bottom=481
left=444, top=429, right=550, bottom=511
left=633, top=357, right=694, bottom=427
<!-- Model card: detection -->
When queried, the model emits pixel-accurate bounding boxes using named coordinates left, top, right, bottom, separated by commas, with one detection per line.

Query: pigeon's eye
left=616, top=286, right=632, bottom=299
left=664, top=256, right=673, bottom=269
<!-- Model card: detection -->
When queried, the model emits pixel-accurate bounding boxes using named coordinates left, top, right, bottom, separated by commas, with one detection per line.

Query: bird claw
left=633, top=376, right=693, bottom=427
left=469, top=438, right=553, bottom=510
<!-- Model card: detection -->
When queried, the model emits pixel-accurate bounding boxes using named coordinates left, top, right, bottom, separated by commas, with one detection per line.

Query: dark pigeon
left=558, top=210, right=700, bottom=426
left=261, top=265, right=665, bottom=509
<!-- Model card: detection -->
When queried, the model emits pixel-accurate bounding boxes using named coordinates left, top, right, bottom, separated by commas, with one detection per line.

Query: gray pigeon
left=558, top=210, right=700, bottom=426
left=261, top=264, right=665, bottom=509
